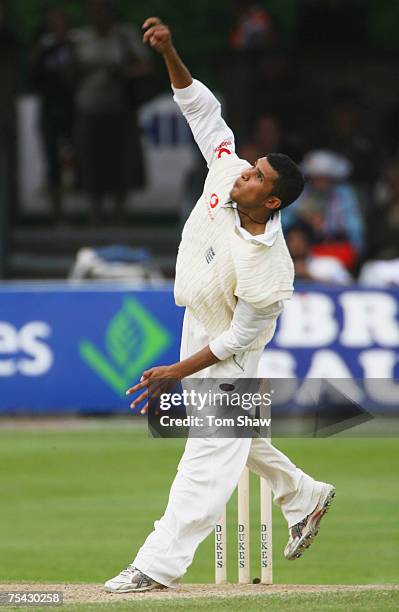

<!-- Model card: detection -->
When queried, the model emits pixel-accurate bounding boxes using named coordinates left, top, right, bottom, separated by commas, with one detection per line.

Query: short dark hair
left=266, top=153, right=304, bottom=209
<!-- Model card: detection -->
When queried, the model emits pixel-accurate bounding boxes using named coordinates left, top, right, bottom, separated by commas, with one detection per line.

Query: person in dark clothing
left=366, top=163, right=399, bottom=262
left=74, top=0, right=152, bottom=224
left=0, top=0, right=18, bottom=274
left=30, top=7, right=76, bottom=221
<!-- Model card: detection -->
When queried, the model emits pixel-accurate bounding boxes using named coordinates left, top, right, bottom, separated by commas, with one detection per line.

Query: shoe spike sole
left=288, top=489, right=336, bottom=560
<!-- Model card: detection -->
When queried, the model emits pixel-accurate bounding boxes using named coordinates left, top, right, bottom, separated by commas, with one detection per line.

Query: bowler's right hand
left=142, top=17, right=173, bottom=55
left=126, top=364, right=179, bottom=414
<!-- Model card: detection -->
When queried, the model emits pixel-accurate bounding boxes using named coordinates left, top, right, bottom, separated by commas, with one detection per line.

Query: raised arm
left=142, top=17, right=235, bottom=167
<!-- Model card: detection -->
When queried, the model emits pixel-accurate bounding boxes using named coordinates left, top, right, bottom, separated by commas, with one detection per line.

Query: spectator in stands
left=0, top=0, right=18, bottom=235
left=229, top=1, right=278, bottom=50
left=286, top=220, right=352, bottom=285
left=74, top=0, right=151, bottom=224
left=238, top=113, right=282, bottom=164
left=238, top=112, right=304, bottom=165
left=248, top=48, right=310, bottom=158
left=224, top=1, right=281, bottom=142
left=30, top=7, right=76, bottom=223
left=385, top=103, right=399, bottom=159
left=359, top=163, right=399, bottom=287
left=283, top=150, right=365, bottom=270
left=367, top=162, right=399, bottom=260
left=323, top=90, right=385, bottom=201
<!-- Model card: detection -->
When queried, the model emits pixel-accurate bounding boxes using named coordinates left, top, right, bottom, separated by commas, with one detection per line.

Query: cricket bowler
left=105, top=17, right=336, bottom=593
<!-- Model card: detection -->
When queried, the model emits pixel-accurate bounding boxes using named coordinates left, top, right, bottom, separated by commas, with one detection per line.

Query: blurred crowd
left=1, top=0, right=399, bottom=285
left=29, top=0, right=153, bottom=224
left=223, top=0, right=399, bottom=286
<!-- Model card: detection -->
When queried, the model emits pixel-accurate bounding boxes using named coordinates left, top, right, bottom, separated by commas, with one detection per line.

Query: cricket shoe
left=284, top=483, right=336, bottom=560
left=104, top=565, right=166, bottom=593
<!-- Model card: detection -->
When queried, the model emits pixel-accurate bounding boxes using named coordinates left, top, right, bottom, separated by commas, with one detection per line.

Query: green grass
left=64, top=591, right=399, bottom=612
left=2, top=591, right=399, bottom=612
left=0, top=427, right=398, bottom=588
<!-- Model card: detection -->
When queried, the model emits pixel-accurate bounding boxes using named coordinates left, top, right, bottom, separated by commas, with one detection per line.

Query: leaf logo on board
left=79, top=298, right=171, bottom=397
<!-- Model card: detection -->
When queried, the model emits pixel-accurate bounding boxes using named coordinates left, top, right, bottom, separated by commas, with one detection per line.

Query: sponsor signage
left=0, top=283, right=398, bottom=413
left=0, top=284, right=180, bottom=413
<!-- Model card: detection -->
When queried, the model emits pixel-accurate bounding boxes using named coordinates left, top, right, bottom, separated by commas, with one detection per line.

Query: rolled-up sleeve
left=209, top=299, right=283, bottom=361
left=172, top=79, right=235, bottom=167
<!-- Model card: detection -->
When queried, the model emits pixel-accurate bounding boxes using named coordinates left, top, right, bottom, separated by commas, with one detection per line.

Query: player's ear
left=265, top=196, right=281, bottom=211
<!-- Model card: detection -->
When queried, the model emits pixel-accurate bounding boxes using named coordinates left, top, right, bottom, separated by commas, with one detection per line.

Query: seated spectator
left=286, top=220, right=352, bottom=285
left=282, top=150, right=365, bottom=270
left=238, top=113, right=282, bottom=163
left=223, top=1, right=281, bottom=142
left=229, top=1, right=278, bottom=49
left=366, top=162, right=399, bottom=261
left=238, top=112, right=304, bottom=164
left=323, top=90, right=386, bottom=201
left=359, top=260, right=399, bottom=288
left=359, top=162, right=399, bottom=287
left=385, top=103, right=399, bottom=158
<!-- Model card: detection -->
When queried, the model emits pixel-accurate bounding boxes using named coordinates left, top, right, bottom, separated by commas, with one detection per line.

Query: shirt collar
left=222, top=200, right=281, bottom=246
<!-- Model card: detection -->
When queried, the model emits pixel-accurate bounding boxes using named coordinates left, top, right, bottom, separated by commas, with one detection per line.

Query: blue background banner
left=0, top=282, right=398, bottom=414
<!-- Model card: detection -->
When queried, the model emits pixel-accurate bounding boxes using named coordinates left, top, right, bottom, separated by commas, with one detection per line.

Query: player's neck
left=237, top=207, right=272, bottom=236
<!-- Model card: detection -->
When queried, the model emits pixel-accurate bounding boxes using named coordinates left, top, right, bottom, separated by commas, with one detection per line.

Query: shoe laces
left=291, top=516, right=308, bottom=539
left=120, top=564, right=136, bottom=577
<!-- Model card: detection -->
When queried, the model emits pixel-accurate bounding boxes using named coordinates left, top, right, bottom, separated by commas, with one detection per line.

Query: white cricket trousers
left=133, top=311, right=325, bottom=587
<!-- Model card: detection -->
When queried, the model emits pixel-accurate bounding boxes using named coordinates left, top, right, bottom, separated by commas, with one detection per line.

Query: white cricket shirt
left=173, top=79, right=287, bottom=360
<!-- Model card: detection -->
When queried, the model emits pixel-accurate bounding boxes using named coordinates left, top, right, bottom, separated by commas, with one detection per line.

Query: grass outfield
left=1, top=591, right=399, bottom=612
left=52, top=591, right=399, bottom=611
left=0, top=424, right=398, bottom=606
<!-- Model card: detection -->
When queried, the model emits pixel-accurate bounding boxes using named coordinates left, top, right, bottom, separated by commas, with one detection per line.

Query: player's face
left=229, top=157, right=281, bottom=212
